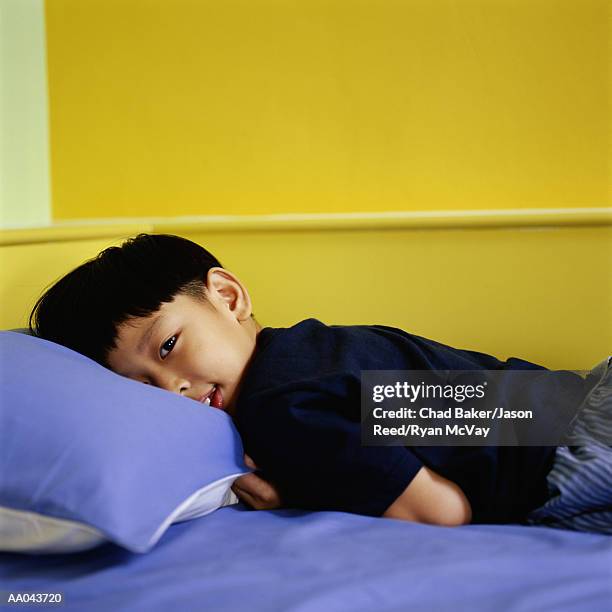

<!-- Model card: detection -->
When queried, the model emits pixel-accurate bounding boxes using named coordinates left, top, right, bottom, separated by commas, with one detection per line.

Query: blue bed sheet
left=1, top=504, right=611, bottom=611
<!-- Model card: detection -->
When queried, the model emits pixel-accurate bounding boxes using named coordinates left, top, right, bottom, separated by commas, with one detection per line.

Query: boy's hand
left=232, top=454, right=283, bottom=510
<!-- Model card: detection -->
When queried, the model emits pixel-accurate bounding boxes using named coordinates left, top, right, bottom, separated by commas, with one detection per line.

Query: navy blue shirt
left=233, top=319, right=590, bottom=524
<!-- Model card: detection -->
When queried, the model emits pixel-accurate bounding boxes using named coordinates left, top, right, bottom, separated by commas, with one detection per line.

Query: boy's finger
left=243, top=453, right=258, bottom=469
left=232, top=476, right=281, bottom=509
left=232, top=483, right=269, bottom=510
left=235, top=472, right=272, bottom=500
left=232, top=484, right=256, bottom=508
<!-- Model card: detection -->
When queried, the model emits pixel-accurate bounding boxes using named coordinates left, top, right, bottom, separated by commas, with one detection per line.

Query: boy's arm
left=233, top=453, right=473, bottom=527
left=382, top=465, right=472, bottom=526
left=240, top=414, right=421, bottom=518
left=236, top=391, right=473, bottom=525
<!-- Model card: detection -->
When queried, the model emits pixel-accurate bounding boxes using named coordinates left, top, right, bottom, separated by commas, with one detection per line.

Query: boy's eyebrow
left=137, top=316, right=163, bottom=354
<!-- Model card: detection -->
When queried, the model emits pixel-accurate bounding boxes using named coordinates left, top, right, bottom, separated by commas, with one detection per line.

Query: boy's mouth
left=199, top=385, right=224, bottom=410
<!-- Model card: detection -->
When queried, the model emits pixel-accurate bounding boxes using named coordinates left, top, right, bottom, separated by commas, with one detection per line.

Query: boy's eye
left=159, top=335, right=177, bottom=359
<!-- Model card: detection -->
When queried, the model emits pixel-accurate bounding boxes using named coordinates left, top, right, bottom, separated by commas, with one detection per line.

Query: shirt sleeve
left=236, top=388, right=424, bottom=517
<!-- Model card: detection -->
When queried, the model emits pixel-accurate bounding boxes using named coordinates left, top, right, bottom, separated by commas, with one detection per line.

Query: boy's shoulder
left=255, top=318, right=405, bottom=358
left=258, top=317, right=414, bottom=341
left=242, top=318, right=414, bottom=393
left=235, top=319, right=399, bottom=419
left=254, top=318, right=351, bottom=362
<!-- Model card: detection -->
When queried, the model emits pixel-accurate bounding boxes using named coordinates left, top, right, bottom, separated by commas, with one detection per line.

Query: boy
left=29, top=234, right=612, bottom=532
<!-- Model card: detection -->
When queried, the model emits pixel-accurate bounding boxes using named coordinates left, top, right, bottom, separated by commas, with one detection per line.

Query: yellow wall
left=2, top=219, right=610, bottom=370
left=45, top=0, right=610, bottom=219
left=8, top=3, right=608, bottom=372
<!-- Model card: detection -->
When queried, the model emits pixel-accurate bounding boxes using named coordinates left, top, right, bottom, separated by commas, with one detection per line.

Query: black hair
left=29, top=233, right=222, bottom=367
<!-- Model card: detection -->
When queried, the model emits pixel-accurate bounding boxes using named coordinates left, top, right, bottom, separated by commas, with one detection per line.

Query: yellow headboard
left=1, top=213, right=610, bottom=370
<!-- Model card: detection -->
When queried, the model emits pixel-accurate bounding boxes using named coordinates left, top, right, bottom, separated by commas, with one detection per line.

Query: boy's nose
left=158, top=374, right=190, bottom=395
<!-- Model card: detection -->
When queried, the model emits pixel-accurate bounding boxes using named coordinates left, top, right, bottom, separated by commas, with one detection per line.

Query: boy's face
left=106, top=268, right=258, bottom=417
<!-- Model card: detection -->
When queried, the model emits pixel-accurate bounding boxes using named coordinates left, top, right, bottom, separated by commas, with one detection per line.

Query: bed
left=2, top=327, right=609, bottom=612
left=2, top=504, right=612, bottom=611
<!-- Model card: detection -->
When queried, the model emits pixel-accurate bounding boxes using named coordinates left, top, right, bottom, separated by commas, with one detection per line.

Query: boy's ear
left=205, top=267, right=253, bottom=321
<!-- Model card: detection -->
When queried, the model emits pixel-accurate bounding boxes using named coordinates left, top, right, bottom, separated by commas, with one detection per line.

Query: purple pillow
left=0, top=331, right=250, bottom=553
